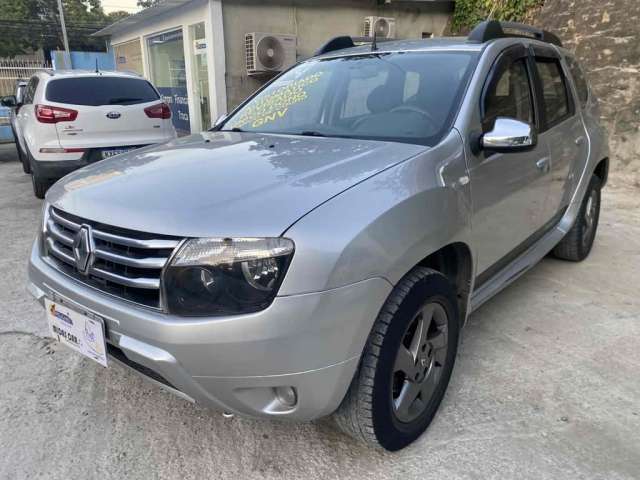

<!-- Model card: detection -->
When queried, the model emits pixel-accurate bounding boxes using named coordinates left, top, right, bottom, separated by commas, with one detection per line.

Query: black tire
left=19, top=144, right=30, bottom=174
left=553, top=175, right=601, bottom=262
left=10, top=127, right=30, bottom=173
left=333, top=267, right=460, bottom=451
left=31, top=173, right=49, bottom=199
left=26, top=148, right=49, bottom=199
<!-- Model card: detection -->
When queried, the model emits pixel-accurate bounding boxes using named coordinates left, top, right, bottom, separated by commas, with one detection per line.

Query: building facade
left=95, top=0, right=454, bottom=135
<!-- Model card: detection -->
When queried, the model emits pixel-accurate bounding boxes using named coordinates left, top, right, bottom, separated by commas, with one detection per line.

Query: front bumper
left=28, top=239, right=391, bottom=421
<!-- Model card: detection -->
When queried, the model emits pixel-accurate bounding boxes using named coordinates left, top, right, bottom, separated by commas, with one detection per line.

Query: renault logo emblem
left=106, top=111, right=121, bottom=119
left=73, top=226, right=94, bottom=275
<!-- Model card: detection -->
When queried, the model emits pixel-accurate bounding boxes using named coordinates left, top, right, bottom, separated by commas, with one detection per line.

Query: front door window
left=483, top=58, right=534, bottom=130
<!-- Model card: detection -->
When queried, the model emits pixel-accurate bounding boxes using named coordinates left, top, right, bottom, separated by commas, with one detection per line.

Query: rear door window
left=565, top=56, right=589, bottom=108
left=23, top=77, right=39, bottom=104
left=535, top=59, right=573, bottom=128
left=46, top=77, right=159, bottom=106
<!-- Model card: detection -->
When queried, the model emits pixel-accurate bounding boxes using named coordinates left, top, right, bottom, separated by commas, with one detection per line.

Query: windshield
left=46, top=77, right=160, bottom=106
left=221, top=51, right=477, bottom=146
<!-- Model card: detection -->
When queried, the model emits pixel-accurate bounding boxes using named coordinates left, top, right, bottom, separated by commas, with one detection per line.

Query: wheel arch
left=415, top=242, right=474, bottom=325
left=593, top=157, right=609, bottom=187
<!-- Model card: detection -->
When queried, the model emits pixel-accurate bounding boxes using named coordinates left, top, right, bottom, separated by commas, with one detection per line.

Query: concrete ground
left=0, top=142, right=638, bottom=480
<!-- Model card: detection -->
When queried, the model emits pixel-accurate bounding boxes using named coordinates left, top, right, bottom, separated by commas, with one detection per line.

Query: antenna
left=371, top=30, right=378, bottom=51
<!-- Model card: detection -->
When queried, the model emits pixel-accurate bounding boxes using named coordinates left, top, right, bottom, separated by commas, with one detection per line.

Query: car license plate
left=101, top=147, right=132, bottom=159
left=44, top=298, right=108, bottom=367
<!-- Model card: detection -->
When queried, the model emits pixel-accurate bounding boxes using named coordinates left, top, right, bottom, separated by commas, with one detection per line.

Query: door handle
left=536, top=157, right=550, bottom=173
left=575, top=136, right=586, bottom=146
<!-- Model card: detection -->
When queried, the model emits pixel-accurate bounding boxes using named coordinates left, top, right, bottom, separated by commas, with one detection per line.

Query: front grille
left=43, top=207, right=182, bottom=309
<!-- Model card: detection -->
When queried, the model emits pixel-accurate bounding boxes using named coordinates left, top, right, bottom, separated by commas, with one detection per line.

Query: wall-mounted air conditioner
left=363, top=16, right=397, bottom=39
left=245, top=33, right=297, bottom=76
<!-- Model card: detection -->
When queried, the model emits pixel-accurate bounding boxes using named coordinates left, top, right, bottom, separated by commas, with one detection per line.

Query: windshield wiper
left=299, top=130, right=326, bottom=137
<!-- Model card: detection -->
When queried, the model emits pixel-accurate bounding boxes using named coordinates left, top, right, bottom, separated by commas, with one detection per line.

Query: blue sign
left=0, top=106, right=13, bottom=144
left=157, top=87, right=190, bottom=135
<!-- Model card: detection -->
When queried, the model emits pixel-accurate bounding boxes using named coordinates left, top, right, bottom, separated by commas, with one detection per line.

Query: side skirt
left=469, top=209, right=568, bottom=313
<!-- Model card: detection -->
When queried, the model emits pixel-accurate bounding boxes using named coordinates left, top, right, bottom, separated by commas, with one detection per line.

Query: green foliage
left=0, top=0, right=129, bottom=57
left=137, top=0, right=160, bottom=8
left=107, top=10, right=131, bottom=22
left=451, top=0, right=544, bottom=34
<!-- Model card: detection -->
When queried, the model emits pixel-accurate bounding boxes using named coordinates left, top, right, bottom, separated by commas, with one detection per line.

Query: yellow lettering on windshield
left=234, top=72, right=323, bottom=129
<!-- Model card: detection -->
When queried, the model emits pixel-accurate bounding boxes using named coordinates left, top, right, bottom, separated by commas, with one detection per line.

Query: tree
left=0, top=0, right=120, bottom=57
left=451, top=0, right=544, bottom=33
left=107, top=10, right=130, bottom=22
left=136, top=0, right=160, bottom=8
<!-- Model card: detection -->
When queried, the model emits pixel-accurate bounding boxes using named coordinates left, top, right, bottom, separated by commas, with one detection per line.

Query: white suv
left=13, top=70, right=177, bottom=198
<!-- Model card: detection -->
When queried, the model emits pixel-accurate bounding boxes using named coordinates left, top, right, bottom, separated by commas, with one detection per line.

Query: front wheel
left=333, top=267, right=460, bottom=451
left=31, top=173, right=49, bottom=199
left=553, top=174, right=601, bottom=261
left=10, top=128, right=30, bottom=173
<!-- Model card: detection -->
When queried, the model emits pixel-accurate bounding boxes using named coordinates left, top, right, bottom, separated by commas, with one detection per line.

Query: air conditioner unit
left=245, top=33, right=297, bottom=76
left=363, top=16, right=397, bottom=39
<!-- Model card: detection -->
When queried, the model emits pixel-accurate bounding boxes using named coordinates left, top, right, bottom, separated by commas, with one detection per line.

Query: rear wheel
left=553, top=175, right=601, bottom=261
left=333, top=267, right=460, bottom=451
left=20, top=146, right=30, bottom=174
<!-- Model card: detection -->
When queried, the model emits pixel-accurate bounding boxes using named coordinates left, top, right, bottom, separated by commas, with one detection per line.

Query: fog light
left=274, top=386, right=297, bottom=407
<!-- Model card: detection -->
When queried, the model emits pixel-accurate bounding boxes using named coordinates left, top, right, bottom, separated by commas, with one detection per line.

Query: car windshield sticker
left=233, top=72, right=324, bottom=129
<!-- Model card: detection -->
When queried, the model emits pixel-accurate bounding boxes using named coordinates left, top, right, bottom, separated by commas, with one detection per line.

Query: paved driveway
left=1, top=142, right=639, bottom=479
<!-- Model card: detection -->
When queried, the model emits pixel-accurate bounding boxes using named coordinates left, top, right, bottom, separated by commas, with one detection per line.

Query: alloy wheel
left=582, top=189, right=598, bottom=248
left=391, top=302, right=448, bottom=423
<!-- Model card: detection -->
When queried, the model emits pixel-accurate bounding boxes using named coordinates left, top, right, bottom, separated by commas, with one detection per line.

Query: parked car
left=27, top=21, right=608, bottom=451
left=9, top=70, right=176, bottom=198
left=1, top=80, right=28, bottom=166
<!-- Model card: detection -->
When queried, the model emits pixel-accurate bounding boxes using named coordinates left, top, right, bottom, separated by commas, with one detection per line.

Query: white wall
left=109, top=0, right=227, bottom=132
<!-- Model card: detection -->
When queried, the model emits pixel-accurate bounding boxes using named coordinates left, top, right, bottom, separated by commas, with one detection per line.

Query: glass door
left=188, top=22, right=210, bottom=130
left=147, top=29, right=190, bottom=135
left=114, top=39, right=143, bottom=76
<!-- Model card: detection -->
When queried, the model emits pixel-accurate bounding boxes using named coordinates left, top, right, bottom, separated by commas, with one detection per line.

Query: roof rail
left=315, top=35, right=397, bottom=56
left=468, top=20, right=563, bottom=47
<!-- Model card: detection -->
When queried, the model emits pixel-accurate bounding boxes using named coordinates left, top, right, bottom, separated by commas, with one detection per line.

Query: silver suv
left=28, top=21, right=609, bottom=451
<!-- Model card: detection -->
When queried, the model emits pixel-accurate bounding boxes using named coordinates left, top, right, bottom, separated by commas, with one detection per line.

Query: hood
left=47, top=131, right=426, bottom=238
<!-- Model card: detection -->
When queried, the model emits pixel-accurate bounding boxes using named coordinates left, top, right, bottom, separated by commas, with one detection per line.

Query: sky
left=101, top=0, right=142, bottom=14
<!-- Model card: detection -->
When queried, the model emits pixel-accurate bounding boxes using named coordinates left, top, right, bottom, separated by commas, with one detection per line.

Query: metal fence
left=0, top=60, right=52, bottom=97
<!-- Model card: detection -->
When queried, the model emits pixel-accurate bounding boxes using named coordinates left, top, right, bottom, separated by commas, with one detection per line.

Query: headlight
left=162, top=237, right=294, bottom=316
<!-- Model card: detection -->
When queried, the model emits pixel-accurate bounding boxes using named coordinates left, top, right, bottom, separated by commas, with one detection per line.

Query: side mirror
left=1, top=95, right=17, bottom=108
left=481, top=117, right=537, bottom=151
